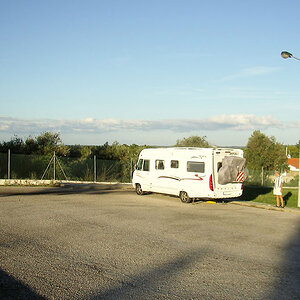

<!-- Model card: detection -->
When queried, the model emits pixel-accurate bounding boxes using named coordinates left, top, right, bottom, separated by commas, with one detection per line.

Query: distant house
left=288, top=158, right=299, bottom=172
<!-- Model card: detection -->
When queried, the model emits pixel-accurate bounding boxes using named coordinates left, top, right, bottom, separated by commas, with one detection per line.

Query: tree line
left=0, top=131, right=299, bottom=173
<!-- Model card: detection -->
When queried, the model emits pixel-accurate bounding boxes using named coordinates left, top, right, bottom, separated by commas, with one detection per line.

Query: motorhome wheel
left=136, top=184, right=144, bottom=195
left=180, top=191, right=192, bottom=203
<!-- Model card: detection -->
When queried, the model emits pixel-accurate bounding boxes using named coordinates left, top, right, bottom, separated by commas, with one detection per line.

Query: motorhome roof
left=141, top=147, right=238, bottom=151
left=139, top=147, right=243, bottom=157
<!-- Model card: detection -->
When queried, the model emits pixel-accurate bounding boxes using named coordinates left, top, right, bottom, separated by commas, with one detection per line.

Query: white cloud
left=217, top=66, right=280, bottom=82
left=0, top=114, right=295, bottom=137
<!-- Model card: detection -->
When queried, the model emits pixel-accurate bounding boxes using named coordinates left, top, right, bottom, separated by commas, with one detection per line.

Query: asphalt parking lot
left=1, top=185, right=300, bottom=299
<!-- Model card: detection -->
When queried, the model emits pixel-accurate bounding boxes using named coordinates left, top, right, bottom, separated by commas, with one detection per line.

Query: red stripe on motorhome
left=236, top=172, right=244, bottom=182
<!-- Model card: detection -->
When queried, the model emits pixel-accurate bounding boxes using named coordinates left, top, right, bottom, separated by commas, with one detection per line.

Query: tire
left=180, top=191, right=192, bottom=203
left=136, top=184, right=144, bottom=195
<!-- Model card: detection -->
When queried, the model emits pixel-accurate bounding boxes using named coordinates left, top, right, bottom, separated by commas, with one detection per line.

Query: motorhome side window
left=136, top=159, right=150, bottom=171
left=155, top=160, right=165, bottom=170
left=187, top=161, right=205, bottom=173
left=136, top=159, right=143, bottom=170
left=143, top=160, right=150, bottom=171
left=171, top=160, right=179, bottom=168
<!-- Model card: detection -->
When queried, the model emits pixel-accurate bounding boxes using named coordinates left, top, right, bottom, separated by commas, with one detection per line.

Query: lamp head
left=281, top=51, right=293, bottom=59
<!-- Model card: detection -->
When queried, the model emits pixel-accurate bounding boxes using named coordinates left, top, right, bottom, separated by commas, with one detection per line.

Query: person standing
left=274, top=171, right=284, bottom=208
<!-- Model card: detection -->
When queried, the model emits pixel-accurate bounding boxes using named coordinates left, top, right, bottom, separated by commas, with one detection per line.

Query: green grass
left=239, top=186, right=299, bottom=208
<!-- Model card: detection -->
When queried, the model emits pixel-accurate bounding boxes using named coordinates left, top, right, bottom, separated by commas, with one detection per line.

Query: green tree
left=175, top=135, right=211, bottom=147
left=79, top=146, right=92, bottom=160
left=68, top=145, right=83, bottom=158
left=292, top=140, right=300, bottom=158
left=0, top=135, right=25, bottom=153
left=244, top=130, right=287, bottom=171
left=287, top=144, right=299, bottom=158
left=92, top=142, right=146, bottom=182
left=36, top=132, right=69, bottom=156
left=24, top=137, right=39, bottom=154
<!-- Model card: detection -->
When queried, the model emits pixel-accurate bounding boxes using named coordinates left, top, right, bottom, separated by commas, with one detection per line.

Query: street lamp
left=281, top=51, right=300, bottom=61
left=281, top=50, right=300, bottom=208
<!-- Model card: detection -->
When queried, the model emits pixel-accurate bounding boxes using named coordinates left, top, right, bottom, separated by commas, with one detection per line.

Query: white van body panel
left=132, top=147, right=244, bottom=200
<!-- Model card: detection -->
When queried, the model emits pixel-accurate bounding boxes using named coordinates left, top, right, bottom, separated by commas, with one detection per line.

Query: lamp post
left=281, top=51, right=300, bottom=207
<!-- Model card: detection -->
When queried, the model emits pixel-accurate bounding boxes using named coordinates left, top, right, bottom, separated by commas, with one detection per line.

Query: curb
left=230, top=200, right=300, bottom=214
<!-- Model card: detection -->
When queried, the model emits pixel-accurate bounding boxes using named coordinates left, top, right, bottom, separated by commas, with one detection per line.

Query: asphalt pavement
left=1, top=185, right=300, bottom=299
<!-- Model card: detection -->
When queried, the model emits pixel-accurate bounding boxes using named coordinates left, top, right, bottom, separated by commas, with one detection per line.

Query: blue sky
left=1, top=0, right=300, bottom=146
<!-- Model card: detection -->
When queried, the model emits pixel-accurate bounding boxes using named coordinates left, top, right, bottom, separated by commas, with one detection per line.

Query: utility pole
left=281, top=51, right=300, bottom=207
left=298, top=144, right=300, bottom=207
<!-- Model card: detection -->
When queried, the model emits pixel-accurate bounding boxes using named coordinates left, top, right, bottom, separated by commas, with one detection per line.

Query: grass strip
left=239, top=186, right=299, bottom=208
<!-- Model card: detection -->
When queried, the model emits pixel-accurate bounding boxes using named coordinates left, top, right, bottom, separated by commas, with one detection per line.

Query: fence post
left=8, top=149, right=11, bottom=179
left=261, top=166, right=264, bottom=186
left=94, top=155, right=97, bottom=182
left=130, top=158, right=133, bottom=182
left=53, top=151, right=56, bottom=181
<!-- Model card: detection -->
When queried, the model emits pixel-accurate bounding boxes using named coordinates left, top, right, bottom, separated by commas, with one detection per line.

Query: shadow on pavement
left=0, top=269, right=45, bottom=299
left=0, top=183, right=133, bottom=197
left=90, top=220, right=300, bottom=299
left=91, top=249, right=205, bottom=299
left=268, top=221, right=300, bottom=299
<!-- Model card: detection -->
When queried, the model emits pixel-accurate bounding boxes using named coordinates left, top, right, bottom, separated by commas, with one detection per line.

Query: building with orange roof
left=288, top=158, right=299, bottom=172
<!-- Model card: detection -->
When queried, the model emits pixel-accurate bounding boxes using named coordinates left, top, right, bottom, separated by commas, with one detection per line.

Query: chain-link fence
left=0, top=152, right=132, bottom=183
left=0, top=151, right=298, bottom=187
left=245, top=169, right=298, bottom=187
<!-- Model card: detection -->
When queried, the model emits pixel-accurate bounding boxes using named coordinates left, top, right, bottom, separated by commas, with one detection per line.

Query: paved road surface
left=1, top=185, right=300, bottom=299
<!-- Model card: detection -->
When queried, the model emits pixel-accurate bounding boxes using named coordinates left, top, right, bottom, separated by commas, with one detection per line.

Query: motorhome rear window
left=217, top=162, right=222, bottom=172
left=155, top=160, right=165, bottom=170
left=187, top=161, right=205, bottom=173
left=143, top=160, right=150, bottom=171
left=171, top=160, right=179, bottom=168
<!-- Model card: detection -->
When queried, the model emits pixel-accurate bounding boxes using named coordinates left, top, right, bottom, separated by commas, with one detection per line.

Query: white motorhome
left=132, top=147, right=247, bottom=203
